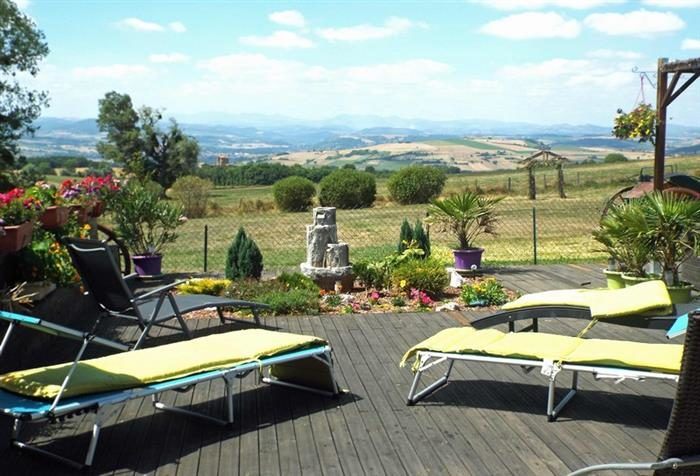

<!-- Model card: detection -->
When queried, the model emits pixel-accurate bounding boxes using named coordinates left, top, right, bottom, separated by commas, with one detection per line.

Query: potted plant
left=426, top=191, right=502, bottom=270
left=0, top=188, right=42, bottom=252
left=642, top=192, right=700, bottom=303
left=79, top=175, right=120, bottom=217
left=27, top=182, right=70, bottom=230
left=108, top=179, right=184, bottom=276
left=59, top=179, right=94, bottom=223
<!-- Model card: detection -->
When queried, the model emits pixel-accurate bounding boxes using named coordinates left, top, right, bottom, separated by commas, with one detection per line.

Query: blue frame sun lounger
left=0, top=310, right=340, bottom=469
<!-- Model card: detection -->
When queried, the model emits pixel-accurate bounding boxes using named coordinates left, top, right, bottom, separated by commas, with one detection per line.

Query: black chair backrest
left=63, top=237, right=134, bottom=313
left=655, top=310, right=700, bottom=476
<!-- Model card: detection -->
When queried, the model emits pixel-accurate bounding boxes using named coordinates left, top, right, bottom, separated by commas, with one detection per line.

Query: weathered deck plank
left=0, top=263, right=684, bottom=475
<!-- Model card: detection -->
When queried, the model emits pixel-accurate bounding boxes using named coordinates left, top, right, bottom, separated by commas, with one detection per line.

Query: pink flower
left=370, top=291, right=380, bottom=302
left=421, top=295, right=433, bottom=305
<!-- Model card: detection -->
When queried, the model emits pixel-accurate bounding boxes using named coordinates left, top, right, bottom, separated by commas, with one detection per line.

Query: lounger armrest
left=123, top=273, right=139, bottom=281
left=132, top=280, right=188, bottom=301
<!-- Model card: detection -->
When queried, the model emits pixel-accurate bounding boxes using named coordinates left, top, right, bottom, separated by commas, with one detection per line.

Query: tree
left=0, top=0, right=49, bottom=178
left=604, top=153, right=628, bottom=163
left=96, top=92, right=199, bottom=189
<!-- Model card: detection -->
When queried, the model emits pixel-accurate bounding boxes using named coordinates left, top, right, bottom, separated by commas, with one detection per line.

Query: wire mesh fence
left=157, top=194, right=607, bottom=275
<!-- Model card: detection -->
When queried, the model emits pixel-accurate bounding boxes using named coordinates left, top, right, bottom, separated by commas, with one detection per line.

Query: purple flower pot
left=132, top=254, right=162, bottom=276
left=453, top=248, right=484, bottom=270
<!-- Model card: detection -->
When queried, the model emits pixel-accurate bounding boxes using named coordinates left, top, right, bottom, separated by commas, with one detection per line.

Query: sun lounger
left=470, top=279, right=691, bottom=331
left=64, top=237, right=269, bottom=349
left=402, top=281, right=682, bottom=421
left=0, top=310, right=340, bottom=468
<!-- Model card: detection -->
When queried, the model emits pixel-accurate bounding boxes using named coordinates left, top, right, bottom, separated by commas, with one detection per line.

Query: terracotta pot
left=69, top=205, right=91, bottom=224
left=453, top=248, right=484, bottom=271
left=89, top=200, right=106, bottom=218
left=39, top=206, right=70, bottom=229
left=0, top=221, right=33, bottom=253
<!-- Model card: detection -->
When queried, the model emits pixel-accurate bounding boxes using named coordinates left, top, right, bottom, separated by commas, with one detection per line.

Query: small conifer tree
left=413, top=220, right=431, bottom=258
left=398, top=219, right=413, bottom=253
left=225, top=227, right=247, bottom=279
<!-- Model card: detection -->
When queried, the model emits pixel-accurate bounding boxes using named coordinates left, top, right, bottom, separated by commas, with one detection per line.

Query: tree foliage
left=225, top=226, right=263, bottom=280
left=272, top=175, right=316, bottom=212
left=0, top=0, right=49, bottom=175
left=387, top=165, right=446, bottom=204
left=197, top=162, right=336, bottom=186
left=318, top=169, right=376, bottom=209
left=96, top=92, right=199, bottom=188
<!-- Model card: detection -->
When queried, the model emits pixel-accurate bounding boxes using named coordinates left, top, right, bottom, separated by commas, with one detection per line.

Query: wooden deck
left=0, top=263, right=685, bottom=475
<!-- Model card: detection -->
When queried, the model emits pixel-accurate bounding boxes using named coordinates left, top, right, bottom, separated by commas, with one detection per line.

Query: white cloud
left=682, top=38, right=700, bottom=49
left=71, top=64, right=151, bottom=79
left=168, top=21, right=187, bottom=33
left=316, top=17, right=425, bottom=42
left=471, top=0, right=623, bottom=9
left=586, top=49, right=643, bottom=59
left=269, top=10, right=306, bottom=28
left=500, top=58, right=591, bottom=79
left=116, top=18, right=186, bottom=33
left=642, top=0, right=700, bottom=7
left=480, top=12, right=581, bottom=39
left=240, top=31, right=314, bottom=48
left=584, top=10, right=685, bottom=36
left=117, top=18, right=165, bottom=32
left=344, top=59, right=453, bottom=83
left=149, top=53, right=191, bottom=63
left=13, top=0, right=30, bottom=9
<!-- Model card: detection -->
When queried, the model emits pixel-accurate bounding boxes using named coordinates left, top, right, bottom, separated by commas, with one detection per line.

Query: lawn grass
left=83, top=154, right=700, bottom=274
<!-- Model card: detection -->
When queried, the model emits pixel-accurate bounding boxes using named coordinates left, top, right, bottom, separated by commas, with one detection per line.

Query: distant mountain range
left=18, top=115, right=700, bottom=164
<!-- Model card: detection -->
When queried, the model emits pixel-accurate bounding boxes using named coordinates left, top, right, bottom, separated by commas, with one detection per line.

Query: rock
left=436, top=301, right=460, bottom=312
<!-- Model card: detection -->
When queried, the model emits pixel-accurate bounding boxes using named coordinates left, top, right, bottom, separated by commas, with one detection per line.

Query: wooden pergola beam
left=660, top=58, right=700, bottom=74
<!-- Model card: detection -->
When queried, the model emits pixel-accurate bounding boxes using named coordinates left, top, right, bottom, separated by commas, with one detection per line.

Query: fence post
left=532, top=207, right=537, bottom=265
left=203, top=224, right=208, bottom=273
left=507, top=176, right=512, bottom=192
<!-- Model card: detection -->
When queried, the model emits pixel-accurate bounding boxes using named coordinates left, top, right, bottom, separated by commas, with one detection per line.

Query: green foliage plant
left=387, top=165, right=447, bottom=204
left=426, top=191, right=502, bottom=250
left=390, top=258, right=449, bottom=297
left=318, top=169, right=376, bottom=209
left=225, top=226, right=264, bottom=280
left=397, top=219, right=413, bottom=253
left=603, top=153, right=628, bottom=164
left=461, top=277, right=508, bottom=306
left=413, top=220, right=431, bottom=258
left=641, top=192, right=700, bottom=285
left=276, top=271, right=320, bottom=292
left=225, top=278, right=319, bottom=315
left=0, top=0, right=49, bottom=176
left=170, top=175, right=212, bottom=218
left=592, top=200, right=654, bottom=277
left=354, top=246, right=424, bottom=290
left=177, top=278, right=231, bottom=296
left=108, top=179, right=184, bottom=256
left=18, top=227, right=79, bottom=287
left=272, top=176, right=316, bottom=212
left=613, top=103, right=655, bottom=145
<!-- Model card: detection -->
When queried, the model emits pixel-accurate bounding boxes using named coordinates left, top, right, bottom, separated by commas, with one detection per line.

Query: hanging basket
left=0, top=221, right=34, bottom=253
left=39, top=206, right=70, bottom=230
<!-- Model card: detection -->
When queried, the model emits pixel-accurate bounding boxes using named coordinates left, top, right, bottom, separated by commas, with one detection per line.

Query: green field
left=148, top=155, right=700, bottom=274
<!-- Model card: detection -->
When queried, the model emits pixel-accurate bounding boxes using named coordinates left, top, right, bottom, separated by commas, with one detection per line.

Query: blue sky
left=16, top=0, right=700, bottom=126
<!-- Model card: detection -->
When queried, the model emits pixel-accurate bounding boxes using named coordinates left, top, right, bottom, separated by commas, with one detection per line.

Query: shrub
left=225, top=278, right=281, bottom=302
left=257, top=288, right=320, bottom=315
left=353, top=260, right=392, bottom=290
left=170, top=175, right=212, bottom=218
left=225, top=227, right=263, bottom=280
left=603, top=153, right=628, bottom=163
left=391, top=258, right=449, bottom=297
left=461, top=277, right=508, bottom=306
left=276, top=271, right=319, bottom=292
left=318, top=169, right=376, bottom=209
left=272, top=176, right=316, bottom=212
left=413, top=220, right=430, bottom=258
left=387, top=166, right=446, bottom=204
left=178, top=278, right=230, bottom=295
left=398, top=219, right=413, bottom=253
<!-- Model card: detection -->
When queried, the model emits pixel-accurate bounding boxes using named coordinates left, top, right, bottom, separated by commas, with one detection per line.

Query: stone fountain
left=300, top=207, right=353, bottom=292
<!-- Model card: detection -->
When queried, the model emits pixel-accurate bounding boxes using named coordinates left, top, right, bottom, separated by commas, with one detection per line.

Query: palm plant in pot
left=426, top=191, right=502, bottom=270
left=642, top=192, right=700, bottom=303
left=108, top=179, right=184, bottom=276
left=593, top=200, right=655, bottom=289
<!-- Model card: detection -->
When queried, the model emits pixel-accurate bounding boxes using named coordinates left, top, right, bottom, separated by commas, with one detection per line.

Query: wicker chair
left=569, top=310, right=700, bottom=475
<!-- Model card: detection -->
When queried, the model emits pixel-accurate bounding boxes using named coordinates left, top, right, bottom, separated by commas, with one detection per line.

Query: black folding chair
left=569, top=310, right=700, bottom=475
left=64, top=237, right=268, bottom=349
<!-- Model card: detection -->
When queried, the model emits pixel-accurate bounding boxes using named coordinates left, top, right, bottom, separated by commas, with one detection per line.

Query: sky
left=15, top=0, right=700, bottom=126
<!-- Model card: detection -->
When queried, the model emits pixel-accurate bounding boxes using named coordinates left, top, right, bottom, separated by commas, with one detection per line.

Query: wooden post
left=557, top=164, right=566, bottom=198
left=654, top=58, right=668, bottom=191
left=528, top=168, right=536, bottom=200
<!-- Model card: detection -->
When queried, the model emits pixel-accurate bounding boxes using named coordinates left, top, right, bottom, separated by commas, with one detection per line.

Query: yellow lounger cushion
left=400, top=327, right=682, bottom=374
left=0, top=329, right=327, bottom=399
left=501, top=280, right=673, bottom=318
